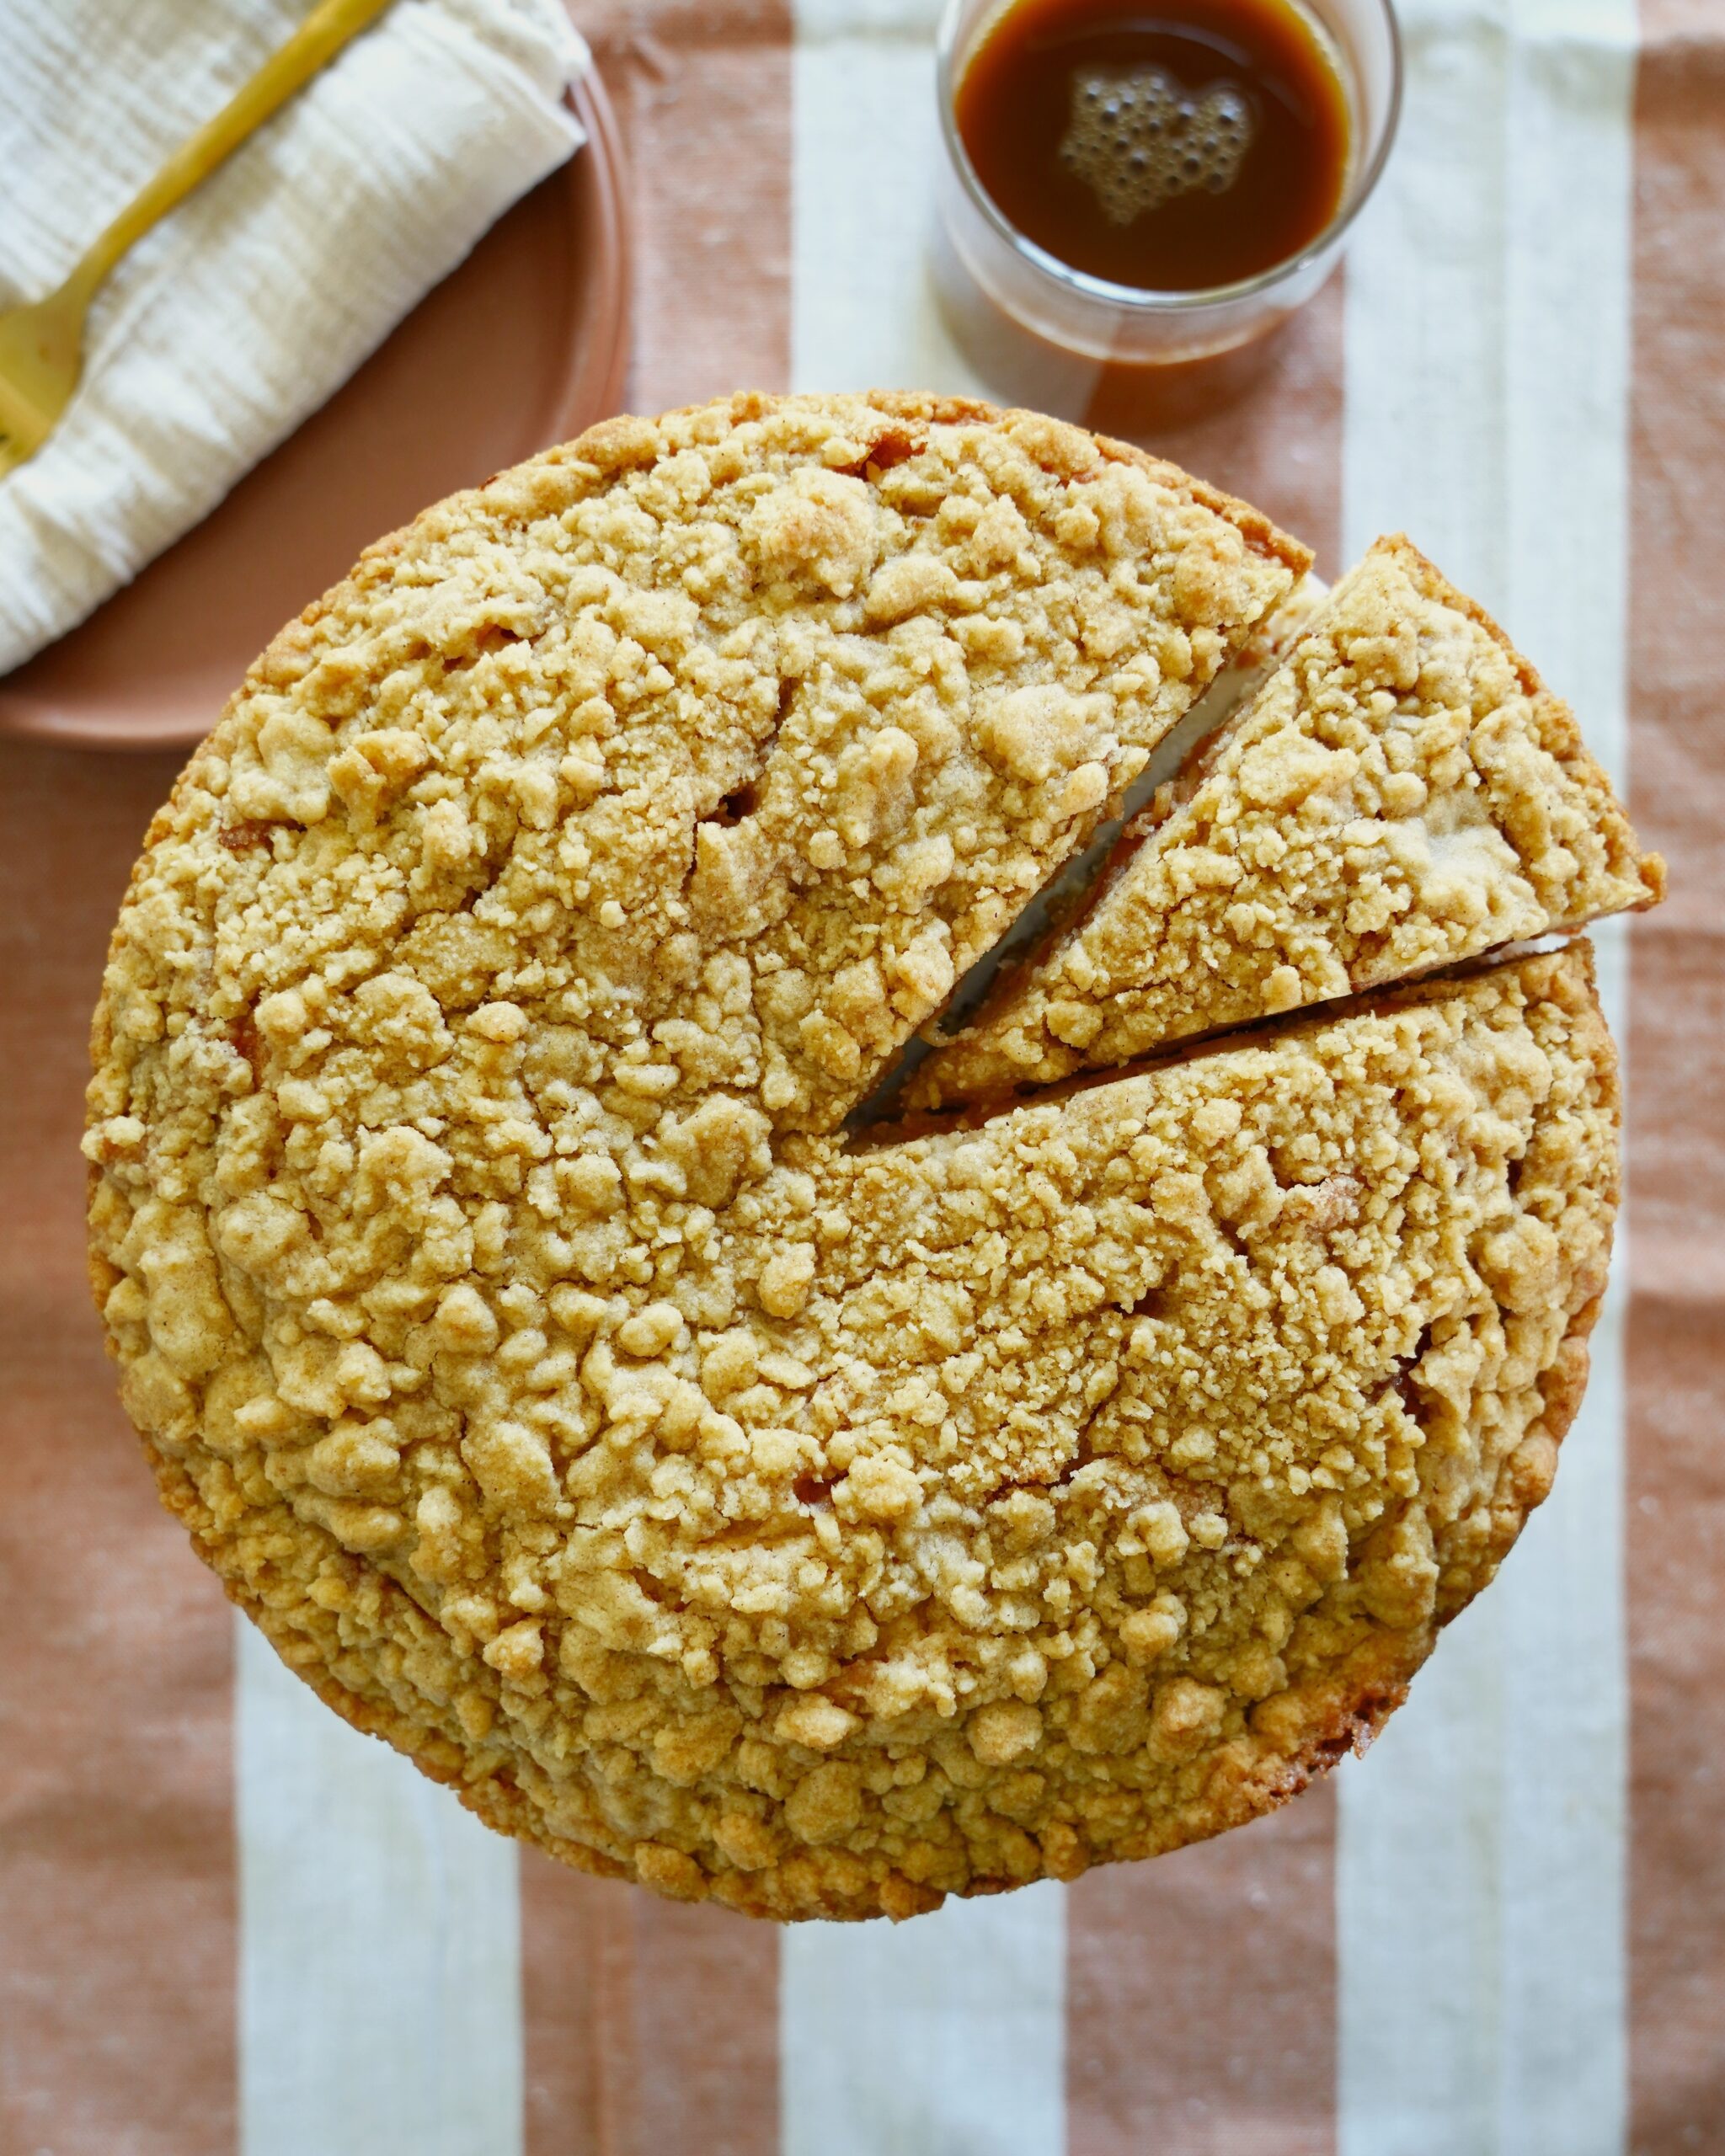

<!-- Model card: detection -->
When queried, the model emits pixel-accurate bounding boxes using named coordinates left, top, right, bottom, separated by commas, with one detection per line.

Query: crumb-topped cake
left=85, top=393, right=1642, bottom=1920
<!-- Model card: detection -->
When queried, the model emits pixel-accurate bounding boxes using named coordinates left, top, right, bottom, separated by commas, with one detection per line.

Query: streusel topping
left=85, top=401, right=1618, bottom=1921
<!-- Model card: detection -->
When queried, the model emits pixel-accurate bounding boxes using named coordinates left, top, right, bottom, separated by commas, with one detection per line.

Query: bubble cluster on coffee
left=1060, top=66, right=1255, bottom=226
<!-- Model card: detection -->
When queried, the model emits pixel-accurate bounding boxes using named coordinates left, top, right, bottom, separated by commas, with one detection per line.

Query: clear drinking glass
left=932, top=0, right=1402, bottom=391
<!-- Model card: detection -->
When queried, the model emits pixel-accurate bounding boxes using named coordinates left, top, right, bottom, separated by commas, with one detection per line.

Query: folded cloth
left=0, top=0, right=588, bottom=677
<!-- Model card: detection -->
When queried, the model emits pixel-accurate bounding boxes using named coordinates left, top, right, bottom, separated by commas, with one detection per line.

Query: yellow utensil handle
left=74, top=0, right=397, bottom=294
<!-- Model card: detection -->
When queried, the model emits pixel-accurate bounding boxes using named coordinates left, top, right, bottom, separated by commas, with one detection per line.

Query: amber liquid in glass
left=954, top=0, right=1352, bottom=295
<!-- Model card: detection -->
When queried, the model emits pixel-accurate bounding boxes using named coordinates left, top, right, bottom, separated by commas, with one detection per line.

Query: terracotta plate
left=0, top=69, right=633, bottom=754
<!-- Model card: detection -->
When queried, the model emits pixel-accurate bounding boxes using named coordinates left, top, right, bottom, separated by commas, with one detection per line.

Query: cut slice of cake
left=909, top=534, right=1664, bottom=1112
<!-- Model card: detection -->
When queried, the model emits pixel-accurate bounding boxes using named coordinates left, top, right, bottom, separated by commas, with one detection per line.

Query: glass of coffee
left=932, top=0, right=1402, bottom=390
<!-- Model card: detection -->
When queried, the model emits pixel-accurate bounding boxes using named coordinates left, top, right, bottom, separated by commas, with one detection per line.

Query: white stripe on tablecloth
left=1338, top=3, right=1636, bottom=2151
left=785, top=11, right=1065, bottom=2153
left=237, top=1619, right=523, bottom=2156
left=782, top=1884, right=1066, bottom=2156
left=792, top=0, right=988, bottom=398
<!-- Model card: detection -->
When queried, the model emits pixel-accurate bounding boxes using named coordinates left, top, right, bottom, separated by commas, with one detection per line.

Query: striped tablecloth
left=3, top=2, right=1720, bottom=2149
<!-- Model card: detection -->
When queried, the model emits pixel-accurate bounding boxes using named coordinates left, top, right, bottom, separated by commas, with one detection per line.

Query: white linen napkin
left=0, top=0, right=589, bottom=677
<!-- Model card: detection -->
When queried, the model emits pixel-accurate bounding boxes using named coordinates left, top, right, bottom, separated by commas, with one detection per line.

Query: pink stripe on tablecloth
left=1628, top=7, right=1725, bottom=2148
left=0, top=747, right=239, bottom=2156
left=584, top=0, right=794, bottom=419
left=525, top=1857, right=780, bottom=2156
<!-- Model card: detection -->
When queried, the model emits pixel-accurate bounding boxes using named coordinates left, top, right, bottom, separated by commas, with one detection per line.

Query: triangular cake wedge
left=908, top=534, right=1664, bottom=1113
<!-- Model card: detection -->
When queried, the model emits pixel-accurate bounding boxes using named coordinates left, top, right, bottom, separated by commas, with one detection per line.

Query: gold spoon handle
left=71, top=0, right=397, bottom=300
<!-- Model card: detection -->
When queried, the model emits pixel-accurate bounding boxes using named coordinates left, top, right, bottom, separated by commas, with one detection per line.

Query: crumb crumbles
left=85, top=395, right=1641, bottom=1920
